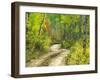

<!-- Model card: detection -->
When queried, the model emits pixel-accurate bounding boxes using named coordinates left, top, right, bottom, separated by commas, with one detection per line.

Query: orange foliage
left=44, top=18, right=49, bottom=31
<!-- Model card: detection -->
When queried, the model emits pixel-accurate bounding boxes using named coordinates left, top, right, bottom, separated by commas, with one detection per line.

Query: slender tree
left=79, top=15, right=82, bottom=38
left=83, top=15, right=87, bottom=54
left=38, top=14, right=46, bottom=35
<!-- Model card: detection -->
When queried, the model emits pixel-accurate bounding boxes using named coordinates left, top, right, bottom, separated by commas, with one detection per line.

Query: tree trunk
left=26, top=12, right=30, bottom=33
left=79, top=15, right=82, bottom=38
left=83, top=15, right=87, bottom=54
left=38, top=14, right=46, bottom=35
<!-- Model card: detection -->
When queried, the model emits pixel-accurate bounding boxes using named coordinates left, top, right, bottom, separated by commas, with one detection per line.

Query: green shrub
left=66, top=39, right=90, bottom=65
left=26, top=51, right=40, bottom=62
left=26, top=34, right=51, bottom=62
left=61, top=40, right=74, bottom=49
left=34, top=35, right=51, bottom=51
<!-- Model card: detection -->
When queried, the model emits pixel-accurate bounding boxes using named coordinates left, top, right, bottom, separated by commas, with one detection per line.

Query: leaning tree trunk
left=38, top=14, right=46, bottom=35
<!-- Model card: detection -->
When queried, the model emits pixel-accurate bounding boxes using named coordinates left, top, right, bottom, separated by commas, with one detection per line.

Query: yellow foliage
left=66, top=40, right=90, bottom=65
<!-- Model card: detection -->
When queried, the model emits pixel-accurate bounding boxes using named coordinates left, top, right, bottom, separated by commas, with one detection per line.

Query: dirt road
left=26, top=44, right=70, bottom=67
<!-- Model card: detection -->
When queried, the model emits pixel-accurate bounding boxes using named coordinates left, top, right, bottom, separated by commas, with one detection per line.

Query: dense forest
left=26, top=12, right=90, bottom=66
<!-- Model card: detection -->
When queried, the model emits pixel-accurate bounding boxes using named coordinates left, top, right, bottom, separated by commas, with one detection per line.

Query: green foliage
left=61, top=40, right=74, bottom=49
left=26, top=13, right=52, bottom=62
left=25, top=12, right=90, bottom=65
left=66, top=39, right=90, bottom=65
left=33, top=35, right=51, bottom=51
left=27, top=13, right=42, bottom=32
left=26, top=34, right=51, bottom=62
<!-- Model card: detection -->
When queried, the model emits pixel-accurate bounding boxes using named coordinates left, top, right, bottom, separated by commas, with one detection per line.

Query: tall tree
left=79, top=15, right=82, bottom=38
left=38, top=14, right=46, bottom=35
left=83, top=15, right=87, bottom=54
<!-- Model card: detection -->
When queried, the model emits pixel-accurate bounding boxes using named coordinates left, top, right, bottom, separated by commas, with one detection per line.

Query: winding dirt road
left=26, top=44, right=70, bottom=67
